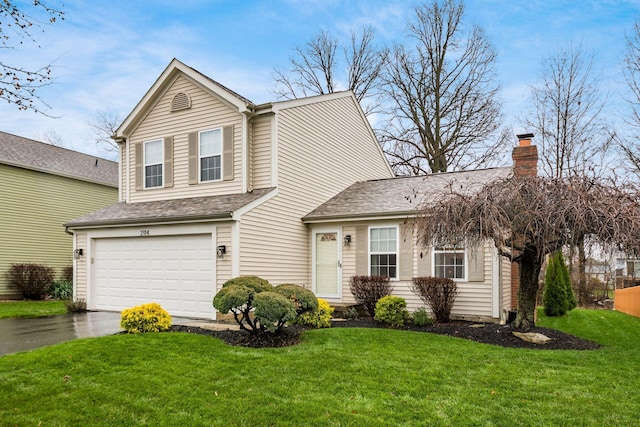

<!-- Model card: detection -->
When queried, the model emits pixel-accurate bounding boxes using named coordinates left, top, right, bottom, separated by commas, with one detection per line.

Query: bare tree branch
left=379, top=0, right=505, bottom=175
left=88, top=109, right=123, bottom=153
left=272, top=26, right=387, bottom=116
left=0, top=1, right=64, bottom=115
left=525, top=42, right=611, bottom=178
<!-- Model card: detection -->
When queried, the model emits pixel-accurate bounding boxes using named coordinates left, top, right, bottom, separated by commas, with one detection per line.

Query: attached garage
left=91, top=233, right=215, bottom=319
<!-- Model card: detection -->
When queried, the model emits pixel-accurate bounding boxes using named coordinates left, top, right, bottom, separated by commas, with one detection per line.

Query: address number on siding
left=140, top=229, right=150, bottom=236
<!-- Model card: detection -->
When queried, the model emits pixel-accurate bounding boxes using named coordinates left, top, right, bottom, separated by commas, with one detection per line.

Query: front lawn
left=1, top=309, right=638, bottom=426
left=0, top=300, right=66, bottom=319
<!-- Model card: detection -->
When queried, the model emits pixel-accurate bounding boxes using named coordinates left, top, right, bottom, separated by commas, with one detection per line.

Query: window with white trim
left=434, top=246, right=466, bottom=280
left=144, top=139, right=163, bottom=188
left=369, top=226, right=398, bottom=279
left=199, top=128, right=222, bottom=182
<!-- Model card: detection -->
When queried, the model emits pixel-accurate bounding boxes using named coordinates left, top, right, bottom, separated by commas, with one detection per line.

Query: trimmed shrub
left=412, top=307, right=434, bottom=327
left=345, top=306, right=359, bottom=320
left=48, top=280, right=73, bottom=300
left=222, top=275, right=273, bottom=293
left=544, top=251, right=570, bottom=317
left=410, top=276, right=458, bottom=323
left=297, top=298, right=333, bottom=328
left=374, top=296, right=409, bottom=327
left=253, top=292, right=297, bottom=332
left=6, top=263, right=55, bottom=300
left=350, top=275, right=394, bottom=316
left=61, top=265, right=73, bottom=283
left=120, top=302, right=172, bottom=333
left=274, top=284, right=319, bottom=315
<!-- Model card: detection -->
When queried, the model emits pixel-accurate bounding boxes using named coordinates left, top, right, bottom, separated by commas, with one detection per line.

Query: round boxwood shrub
left=253, top=291, right=297, bottom=332
left=274, top=284, right=318, bottom=315
left=374, top=296, right=409, bottom=327
left=120, top=302, right=172, bottom=333
left=221, top=275, right=273, bottom=293
left=297, top=298, right=334, bottom=328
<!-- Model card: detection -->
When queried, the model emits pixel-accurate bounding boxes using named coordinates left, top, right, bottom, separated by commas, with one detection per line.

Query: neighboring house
left=65, top=58, right=525, bottom=323
left=0, top=132, right=118, bottom=299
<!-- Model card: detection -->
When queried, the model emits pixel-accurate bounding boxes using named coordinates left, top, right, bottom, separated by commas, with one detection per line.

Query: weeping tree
left=416, top=175, right=640, bottom=331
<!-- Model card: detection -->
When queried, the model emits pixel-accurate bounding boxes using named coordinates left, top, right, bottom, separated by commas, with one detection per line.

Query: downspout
left=113, top=136, right=127, bottom=202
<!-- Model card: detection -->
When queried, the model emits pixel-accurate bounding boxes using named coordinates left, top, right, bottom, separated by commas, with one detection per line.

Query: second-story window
left=199, top=128, right=222, bottom=182
left=144, top=139, right=163, bottom=188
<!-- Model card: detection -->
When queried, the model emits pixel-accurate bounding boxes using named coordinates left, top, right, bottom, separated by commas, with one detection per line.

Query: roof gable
left=116, top=58, right=254, bottom=138
left=0, top=131, right=118, bottom=187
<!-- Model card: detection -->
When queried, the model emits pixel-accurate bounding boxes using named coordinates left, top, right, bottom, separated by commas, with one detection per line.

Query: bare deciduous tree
left=42, top=129, right=65, bottom=147
left=272, top=26, right=387, bottom=115
left=89, top=109, right=123, bottom=154
left=525, top=42, right=610, bottom=179
left=620, top=21, right=640, bottom=178
left=379, top=0, right=505, bottom=175
left=417, top=175, right=640, bottom=331
left=0, top=1, right=63, bottom=115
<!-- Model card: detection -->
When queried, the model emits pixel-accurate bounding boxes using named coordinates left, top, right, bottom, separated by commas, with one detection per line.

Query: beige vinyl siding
left=0, top=164, right=117, bottom=298
left=239, top=95, right=392, bottom=287
left=75, top=232, right=88, bottom=300
left=324, top=220, right=499, bottom=321
left=216, top=224, right=232, bottom=291
left=127, top=75, right=243, bottom=202
left=251, top=114, right=272, bottom=189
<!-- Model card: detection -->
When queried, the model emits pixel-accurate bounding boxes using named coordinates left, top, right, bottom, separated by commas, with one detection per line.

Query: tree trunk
left=577, top=235, right=587, bottom=305
left=513, top=248, right=543, bottom=331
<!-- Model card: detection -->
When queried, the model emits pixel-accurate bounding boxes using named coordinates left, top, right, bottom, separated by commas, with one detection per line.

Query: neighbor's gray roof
left=303, top=167, right=512, bottom=222
left=64, top=187, right=275, bottom=228
left=0, top=131, right=118, bottom=187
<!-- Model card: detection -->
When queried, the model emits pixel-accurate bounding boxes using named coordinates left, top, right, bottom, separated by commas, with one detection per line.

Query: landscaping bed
left=171, top=317, right=600, bottom=350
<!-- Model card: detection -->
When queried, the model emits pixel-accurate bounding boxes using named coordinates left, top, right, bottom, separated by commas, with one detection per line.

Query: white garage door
left=92, top=234, right=215, bottom=319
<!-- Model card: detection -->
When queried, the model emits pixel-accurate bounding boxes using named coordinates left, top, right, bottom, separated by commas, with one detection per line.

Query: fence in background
left=614, top=286, right=640, bottom=318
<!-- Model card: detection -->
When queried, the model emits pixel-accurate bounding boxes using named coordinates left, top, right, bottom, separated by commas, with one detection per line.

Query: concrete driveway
left=0, top=311, right=198, bottom=356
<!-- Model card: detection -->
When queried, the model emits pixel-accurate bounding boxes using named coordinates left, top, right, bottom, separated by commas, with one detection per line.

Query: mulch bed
left=171, top=318, right=600, bottom=350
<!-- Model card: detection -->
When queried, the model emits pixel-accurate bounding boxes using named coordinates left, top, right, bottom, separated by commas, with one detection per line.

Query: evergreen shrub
left=374, top=296, right=409, bottom=327
left=120, top=302, right=172, bottom=333
left=297, top=298, right=333, bottom=328
left=412, top=307, right=434, bottom=326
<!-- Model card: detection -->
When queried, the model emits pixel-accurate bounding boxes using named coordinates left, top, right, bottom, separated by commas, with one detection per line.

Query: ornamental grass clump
left=120, top=303, right=172, bottom=333
left=374, top=295, right=409, bottom=327
left=297, top=298, right=333, bottom=328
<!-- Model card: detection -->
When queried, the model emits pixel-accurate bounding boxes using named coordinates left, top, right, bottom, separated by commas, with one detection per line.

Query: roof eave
left=65, top=212, right=234, bottom=230
left=302, top=210, right=419, bottom=224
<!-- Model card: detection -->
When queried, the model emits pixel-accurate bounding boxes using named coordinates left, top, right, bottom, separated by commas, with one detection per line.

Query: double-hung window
left=369, top=226, right=398, bottom=279
left=144, top=139, right=163, bottom=188
left=434, top=246, right=466, bottom=280
left=199, top=128, right=222, bottom=182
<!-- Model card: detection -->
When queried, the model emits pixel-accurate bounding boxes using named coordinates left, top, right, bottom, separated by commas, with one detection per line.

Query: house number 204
left=140, top=229, right=150, bottom=236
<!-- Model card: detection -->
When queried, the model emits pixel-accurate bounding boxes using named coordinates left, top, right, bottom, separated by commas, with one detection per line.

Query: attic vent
left=171, top=92, right=191, bottom=112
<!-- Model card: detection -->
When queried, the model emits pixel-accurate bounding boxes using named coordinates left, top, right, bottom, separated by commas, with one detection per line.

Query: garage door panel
left=93, top=234, right=214, bottom=319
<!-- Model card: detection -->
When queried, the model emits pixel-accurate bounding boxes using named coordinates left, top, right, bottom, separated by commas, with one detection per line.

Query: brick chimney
left=512, top=133, right=538, bottom=177
left=509, top=133, right=538, bottom=317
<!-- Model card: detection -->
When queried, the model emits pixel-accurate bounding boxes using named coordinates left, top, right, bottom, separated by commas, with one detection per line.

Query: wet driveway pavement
left=0, top=311, right=196, bottom=356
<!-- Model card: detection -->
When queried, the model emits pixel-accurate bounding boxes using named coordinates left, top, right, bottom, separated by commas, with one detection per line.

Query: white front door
left=313, top=230, right=341, bottom=298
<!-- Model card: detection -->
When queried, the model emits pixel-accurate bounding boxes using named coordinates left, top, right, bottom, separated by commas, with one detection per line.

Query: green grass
left=0, top=300, right=66, bottom=319
left=1, top=309, right=639, bottom=426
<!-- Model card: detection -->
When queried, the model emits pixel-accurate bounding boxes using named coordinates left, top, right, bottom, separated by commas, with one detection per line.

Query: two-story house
left=66, top=59, right=520, bottom=322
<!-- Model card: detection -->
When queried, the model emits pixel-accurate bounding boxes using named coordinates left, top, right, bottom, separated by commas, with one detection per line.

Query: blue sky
left=3, top=0, right=640, bottom=159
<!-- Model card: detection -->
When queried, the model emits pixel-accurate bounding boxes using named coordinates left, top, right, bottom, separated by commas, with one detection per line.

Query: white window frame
left=368, top=225, right=399, bottom=280
left=433, top=245, right=467, bottom=281
left=143, top=139, right=163, bottom=189
left=198, top=128, right=223, bottom=183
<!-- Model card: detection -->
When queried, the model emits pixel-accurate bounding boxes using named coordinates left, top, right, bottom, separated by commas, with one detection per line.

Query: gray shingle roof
left=303, top=168, right=512, bottom=221
left=64, top=188, right=275, bottom=228
left=0, top=131, right=118, bottom=187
